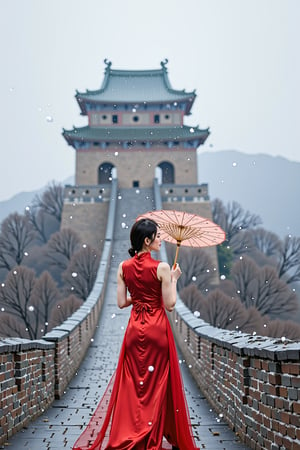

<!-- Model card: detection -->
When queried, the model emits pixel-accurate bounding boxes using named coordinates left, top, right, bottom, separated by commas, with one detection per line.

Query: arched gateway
left=157, top=161, right=175, bottom=184
left=98, top=162, right=114, bottom=184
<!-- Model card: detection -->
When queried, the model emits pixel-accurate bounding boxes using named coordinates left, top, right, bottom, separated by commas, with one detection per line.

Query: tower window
left=154, top=115, right=160, bottom=123
left=133, top=115, right=139, bottom=122
left=112, top=115, right=118, bottom=123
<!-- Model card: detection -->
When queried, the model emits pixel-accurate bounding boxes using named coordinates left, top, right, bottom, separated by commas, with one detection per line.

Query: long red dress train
left=73, top=252, right=199, bottom=450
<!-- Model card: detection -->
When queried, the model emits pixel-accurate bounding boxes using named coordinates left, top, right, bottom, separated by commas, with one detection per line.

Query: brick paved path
left=3, top=189, right=249, bottom=450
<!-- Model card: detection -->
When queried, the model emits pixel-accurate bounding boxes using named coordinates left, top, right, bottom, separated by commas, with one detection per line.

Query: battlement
left=160, top=183, right=209, bottom=202
left=63, top=184, right=112, bottom=204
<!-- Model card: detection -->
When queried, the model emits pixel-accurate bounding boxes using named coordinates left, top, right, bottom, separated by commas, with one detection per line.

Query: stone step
left=113, top=187, right=155, bottom=241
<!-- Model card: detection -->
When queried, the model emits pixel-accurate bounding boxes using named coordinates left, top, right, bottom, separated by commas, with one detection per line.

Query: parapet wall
left=0, top=290, right=106, bottom=443
left=170, top=300, right=300, bottom=450
left=0, top=339, right=55, bottom=440
left=0, top=180, right=118, bottom=444
left=154, top=177, right=300, bottom=450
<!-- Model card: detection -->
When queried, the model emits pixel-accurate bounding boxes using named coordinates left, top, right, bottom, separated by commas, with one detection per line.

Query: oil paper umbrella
left=137, top=209, right=226, bottom=267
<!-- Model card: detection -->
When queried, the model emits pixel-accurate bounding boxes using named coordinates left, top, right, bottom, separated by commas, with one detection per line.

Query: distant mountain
left=198, top=150, right=300, bottom=238
left=0, top=177, right=74, bottom=223
left=0, top=190, right=43, bottom=222
left=0, top=152, right=299, bottom=239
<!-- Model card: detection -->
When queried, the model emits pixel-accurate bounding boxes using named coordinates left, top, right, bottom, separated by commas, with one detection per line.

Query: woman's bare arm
left=117, top=262, right=132, bottom=309
left=157, top=262, right=181, bottom=312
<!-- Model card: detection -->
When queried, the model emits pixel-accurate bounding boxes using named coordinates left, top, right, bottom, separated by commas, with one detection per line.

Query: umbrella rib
left=136, top=210, right=225, bottom=249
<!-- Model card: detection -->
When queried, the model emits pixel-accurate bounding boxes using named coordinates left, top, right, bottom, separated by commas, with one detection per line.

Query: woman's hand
left=171, top=263, right=182, bottom=282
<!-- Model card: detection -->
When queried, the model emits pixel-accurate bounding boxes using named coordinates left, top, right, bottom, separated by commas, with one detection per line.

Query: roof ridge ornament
left=104, top=58, right=112, bottom=69
left=160, top=59, right=169, bottom=70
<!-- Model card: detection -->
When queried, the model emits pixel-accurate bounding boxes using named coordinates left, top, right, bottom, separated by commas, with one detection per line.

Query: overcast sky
left=1, top=0, right=299, bottom=201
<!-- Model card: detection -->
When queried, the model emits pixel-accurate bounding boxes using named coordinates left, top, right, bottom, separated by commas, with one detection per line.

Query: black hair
left=128, top=218, right=158, bottom=257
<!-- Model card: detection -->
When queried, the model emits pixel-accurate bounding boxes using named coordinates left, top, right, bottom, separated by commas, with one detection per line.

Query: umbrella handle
left=173, top=242, right=181, bottom=269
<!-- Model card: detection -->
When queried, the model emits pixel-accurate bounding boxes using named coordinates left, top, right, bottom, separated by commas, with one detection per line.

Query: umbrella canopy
left=137, top=209, right=226, bottom=267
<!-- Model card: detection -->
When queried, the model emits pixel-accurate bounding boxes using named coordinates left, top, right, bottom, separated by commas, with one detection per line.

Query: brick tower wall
left=61, top=203, right=109, bottom=250
left=60, top=185, right=111, bottom=250
left=75, top=145, right=198, bottom=188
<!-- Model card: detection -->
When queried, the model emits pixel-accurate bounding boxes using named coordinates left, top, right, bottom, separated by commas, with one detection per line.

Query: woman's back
left=122, top=252, right=163, bottom=308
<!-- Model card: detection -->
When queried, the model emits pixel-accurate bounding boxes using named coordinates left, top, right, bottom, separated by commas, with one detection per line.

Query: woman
left=73, top=218, right=199, bottom=450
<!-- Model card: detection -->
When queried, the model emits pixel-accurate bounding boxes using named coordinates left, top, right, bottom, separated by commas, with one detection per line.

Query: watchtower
left=61, top=59, right=217, bottom=281
left=63, top=59, right=209, bottom=188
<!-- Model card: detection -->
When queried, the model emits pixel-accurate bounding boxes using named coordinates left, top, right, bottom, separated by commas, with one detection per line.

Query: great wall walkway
left=3, top=188, right=249, bottom=449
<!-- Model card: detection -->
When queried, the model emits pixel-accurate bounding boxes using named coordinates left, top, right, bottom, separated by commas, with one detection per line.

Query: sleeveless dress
left=73, top=252, right=199, bottom=450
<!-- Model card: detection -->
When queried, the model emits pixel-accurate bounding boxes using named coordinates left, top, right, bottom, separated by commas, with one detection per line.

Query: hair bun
left=128, top=248, right=136, bottom=257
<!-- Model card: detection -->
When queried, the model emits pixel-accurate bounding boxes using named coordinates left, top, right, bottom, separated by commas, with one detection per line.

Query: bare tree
left=248, top=228, right=281, bottom=258
left=180, top=285, right=264, bottom=334
left=240, top=307, right=265, bottom=334
left=200, top=289, right=263, bottom=332
left=277, top=235, right=300, bottom=284
left=0, top=239, right=13, bottom=272
left=212, top=199, right=262, bottom=243
left=217, top=278, right=237, bottom=298
left=0, top=313, right=27, bottom=338
left=0, top=213, right=36, bottom=271
left=179, top=284, right=205, bottom=313
left=25, top=204, right=49, bottom=243
left=228, top=231, right=255, bottom=257
left=166, top=244, right=215, bottom=291
left=30, top=271, right=60, bottom=335
left=33, top=181, right=64, bottom=223
left=0, top=268, right=61, bottom=338
left=62, top=245, right=100, bottom=301
left=50, top=294, right=83, bottom=327
left=0, top=266, right=36, bottom=339
left=232, top=256, right=298, bottom=319
left=262, top=319, right=300, bottom=340
left=211, top=199, right=227, bottom=233
left=46, top=228, right=81, bottom=270
left=235, top=228, right=282, bottom=269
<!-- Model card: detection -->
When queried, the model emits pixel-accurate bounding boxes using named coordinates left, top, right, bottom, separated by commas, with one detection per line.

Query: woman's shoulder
left=121, top=256, right=136, bottom=271
left=119, top=258, right=132, bottom=270
left=121, top=258, right=130, bottom=269
left=157, top=261, right=170, bottom=280
left=157, top=261, right=169, bottom=269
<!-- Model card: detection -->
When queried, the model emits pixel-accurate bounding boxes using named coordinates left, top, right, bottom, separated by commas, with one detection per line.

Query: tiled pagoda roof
left=63, top=125, right=209, bottom=147
left=76, top=60, right=196, bottom=114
